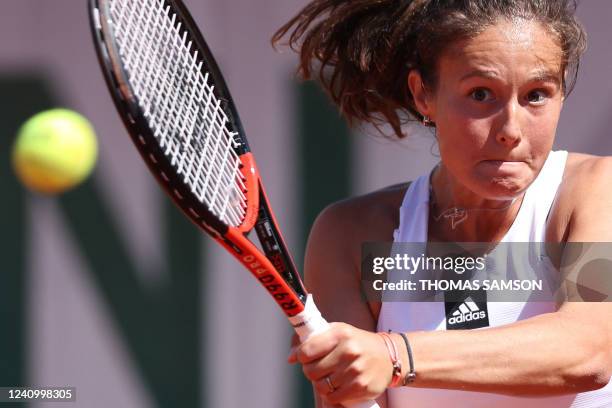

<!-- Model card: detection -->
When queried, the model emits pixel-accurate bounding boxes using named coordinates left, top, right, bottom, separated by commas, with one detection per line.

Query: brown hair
left=272, top=0, right=587, bottom=138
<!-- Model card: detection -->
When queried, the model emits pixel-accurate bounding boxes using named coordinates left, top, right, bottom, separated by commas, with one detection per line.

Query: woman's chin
left=472, top=168, right=532, bottom=199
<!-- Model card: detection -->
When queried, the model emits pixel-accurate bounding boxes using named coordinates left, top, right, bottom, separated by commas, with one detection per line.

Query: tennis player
left=274, top=1, right=612, bottom=407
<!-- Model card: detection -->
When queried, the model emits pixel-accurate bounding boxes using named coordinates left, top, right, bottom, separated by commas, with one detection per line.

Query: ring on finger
left=324, top=376, right=336, bottom=393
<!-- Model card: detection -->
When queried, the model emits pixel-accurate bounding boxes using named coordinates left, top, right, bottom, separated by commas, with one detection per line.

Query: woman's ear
left=408, top=70, right=434, bottom=121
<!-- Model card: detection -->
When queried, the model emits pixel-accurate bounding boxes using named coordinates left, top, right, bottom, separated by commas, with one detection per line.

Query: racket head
left=89, top=0, right=253, bottom=236
left=89, top=0, right=308, bottom=314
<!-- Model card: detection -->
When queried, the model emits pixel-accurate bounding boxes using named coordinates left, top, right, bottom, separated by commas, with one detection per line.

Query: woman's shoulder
left=305, top=183, right=412, bottom=323
left=548, top=152, right=612, bottom=241
left=564, top=152, right=612, bottom=175
left=560, top=152, right=612, bottom=194
left=312, top=182, right=411, bottom=244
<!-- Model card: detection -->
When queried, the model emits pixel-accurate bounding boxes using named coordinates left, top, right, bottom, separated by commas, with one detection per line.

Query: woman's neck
left=428, top=163, right=525, bottom=242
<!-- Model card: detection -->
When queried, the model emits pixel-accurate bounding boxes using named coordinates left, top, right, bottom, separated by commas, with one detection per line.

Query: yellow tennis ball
left=12, top=109, right=98, bottom=194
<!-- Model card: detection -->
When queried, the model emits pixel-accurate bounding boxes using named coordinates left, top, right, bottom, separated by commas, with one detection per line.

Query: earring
left=422, top=115, right=433, bottom=126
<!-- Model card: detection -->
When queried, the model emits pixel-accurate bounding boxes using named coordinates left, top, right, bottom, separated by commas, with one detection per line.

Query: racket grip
left=288, top=295, right=381, bottom=408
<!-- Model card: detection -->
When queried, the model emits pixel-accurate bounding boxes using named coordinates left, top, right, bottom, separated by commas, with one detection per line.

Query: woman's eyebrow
left=459, top=68, right=561, bottom=84
left=529, top=69, right=562, bottom=84
left=459, top=69, right=501, bottom=81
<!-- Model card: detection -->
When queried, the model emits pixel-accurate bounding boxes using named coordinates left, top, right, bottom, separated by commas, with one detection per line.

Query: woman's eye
left=527, top=89, right=548, bottom=104
left=469, top=88, right=493, bottom=102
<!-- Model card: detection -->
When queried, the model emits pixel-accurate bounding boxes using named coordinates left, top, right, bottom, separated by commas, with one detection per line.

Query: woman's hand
left=288, top=322, right=392, bottom=406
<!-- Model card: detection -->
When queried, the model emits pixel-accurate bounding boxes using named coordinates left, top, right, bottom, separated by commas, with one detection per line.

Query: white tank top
left=377, top=150, right=612, bottom=407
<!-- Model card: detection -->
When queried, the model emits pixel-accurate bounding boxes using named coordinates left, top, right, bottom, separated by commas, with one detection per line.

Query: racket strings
left=109, top=0, right=247, bottom=227
left=114, top=0, right=247, bottom=224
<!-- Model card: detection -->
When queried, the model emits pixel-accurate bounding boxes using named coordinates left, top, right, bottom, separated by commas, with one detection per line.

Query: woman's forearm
left=403, top=311, right=611, bottom=396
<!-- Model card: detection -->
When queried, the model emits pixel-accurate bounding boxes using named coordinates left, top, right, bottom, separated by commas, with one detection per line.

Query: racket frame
left=89, top=0, right=307, bottom=316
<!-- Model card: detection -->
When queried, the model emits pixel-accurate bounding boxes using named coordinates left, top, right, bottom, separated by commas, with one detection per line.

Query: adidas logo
left=447, top=297, right=487, bottom=325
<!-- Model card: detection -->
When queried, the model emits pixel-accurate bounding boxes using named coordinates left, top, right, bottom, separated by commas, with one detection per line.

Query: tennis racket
left=88, top=1, right=380, bottom=407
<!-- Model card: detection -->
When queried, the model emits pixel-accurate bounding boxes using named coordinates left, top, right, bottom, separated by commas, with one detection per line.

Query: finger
left=320, top=365, right=371, bottom=406
left=313, top=373, right=340, bottom=396
left=295, top=331, right=340, bottom=364
left=287, top=332, right=301, bottom=363
left=309, top=358, right=355, bottom=397
left=287, top=345, right=298, bottom=364
left=290, top=332, right=300, bottom=347
left=323, top=383, right=356, bottom=407
left=324, top=378, right=377, bottom=407
left=301, top=344, right=349, bottom=381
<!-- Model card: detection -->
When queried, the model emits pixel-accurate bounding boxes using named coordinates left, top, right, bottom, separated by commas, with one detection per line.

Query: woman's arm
left=296, top=302, right=611, bottom=404
left=402, top=303, right=611, bottom=396
left=298, top=200, right=392, bottom=408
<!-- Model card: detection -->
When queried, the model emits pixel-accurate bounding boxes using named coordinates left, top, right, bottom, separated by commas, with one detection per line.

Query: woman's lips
left=479, top=160, right=525, bottom=174
left=483, top=159, right=522, bottom=165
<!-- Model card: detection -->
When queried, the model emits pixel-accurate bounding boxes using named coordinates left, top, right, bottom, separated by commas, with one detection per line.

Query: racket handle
left=288, top=295, right=381, bottom=408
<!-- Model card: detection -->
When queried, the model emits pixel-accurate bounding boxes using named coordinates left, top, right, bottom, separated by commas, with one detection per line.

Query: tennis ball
left=12, top=109, right=98, bottom=194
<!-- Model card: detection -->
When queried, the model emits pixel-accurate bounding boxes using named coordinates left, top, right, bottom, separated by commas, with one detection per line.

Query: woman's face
left=418, top=19, right=565, bottom=200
